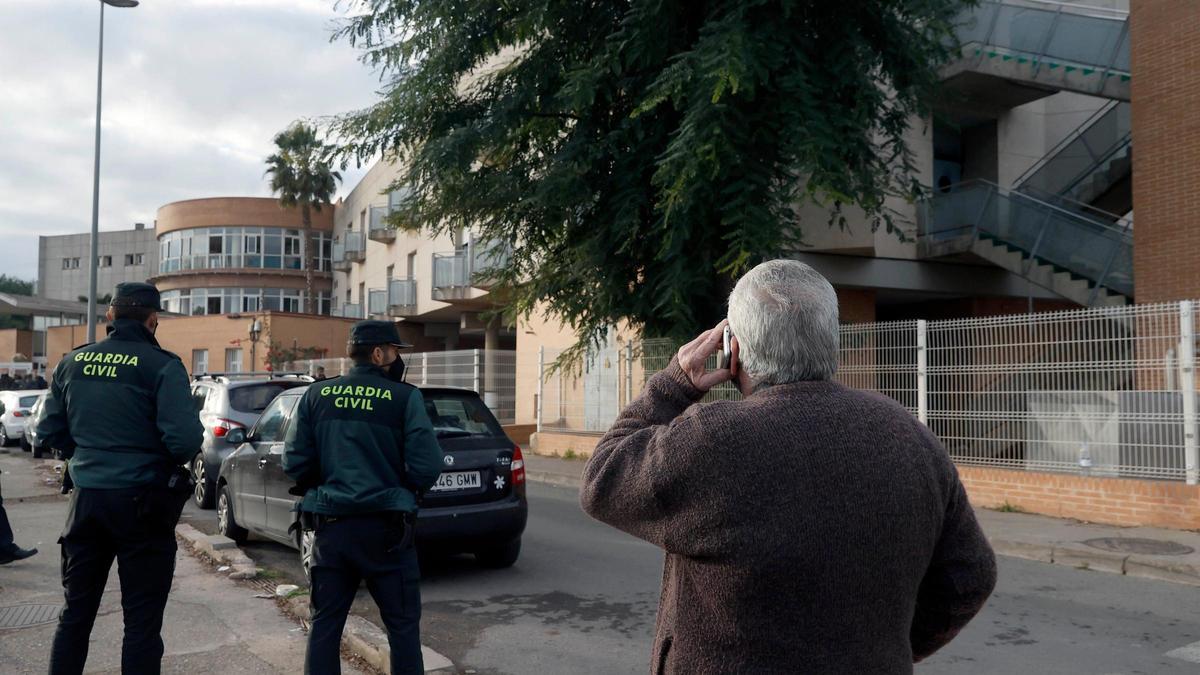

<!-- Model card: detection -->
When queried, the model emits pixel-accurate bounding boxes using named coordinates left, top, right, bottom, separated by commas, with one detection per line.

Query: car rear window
left=19, top=395, right=39, bottom=408
left=423, top=392, right=505, bottom=438
left=228, top=382, right=306, bottom=413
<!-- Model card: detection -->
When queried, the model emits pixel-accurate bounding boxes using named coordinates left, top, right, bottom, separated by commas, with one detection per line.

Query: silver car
left=189, top=373, right=311, bottom=509
left=21, top=391, right=51, bottom=458
left=0, top=390, right=47, bottom=448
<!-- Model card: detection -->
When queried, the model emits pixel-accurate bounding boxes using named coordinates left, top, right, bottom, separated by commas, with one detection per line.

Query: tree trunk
left=302, top=203, right=315, bottom=315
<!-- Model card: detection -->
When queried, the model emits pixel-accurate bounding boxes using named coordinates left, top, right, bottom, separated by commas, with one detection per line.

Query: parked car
left=216, top=385, right=527, bottom=580
left=190, top=374, right=311, bottom=509
left=20, top=391, right=51, bottom=458
left=0, top=390, right=47, bottom=448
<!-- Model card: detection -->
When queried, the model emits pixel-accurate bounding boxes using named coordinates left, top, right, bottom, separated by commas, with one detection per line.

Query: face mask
left=386, top=354, right=407, bottom=382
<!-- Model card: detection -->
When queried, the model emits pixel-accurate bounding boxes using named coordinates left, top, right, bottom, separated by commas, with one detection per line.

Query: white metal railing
left=297, top=349, right=517, bottom=424
left=537, top=301, right=1200, bottom=483
left=389, top=278, right=417, bottom=308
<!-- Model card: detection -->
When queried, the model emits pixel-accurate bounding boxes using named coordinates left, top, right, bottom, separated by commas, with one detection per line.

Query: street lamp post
left=86, top=0, right=139, bottom=344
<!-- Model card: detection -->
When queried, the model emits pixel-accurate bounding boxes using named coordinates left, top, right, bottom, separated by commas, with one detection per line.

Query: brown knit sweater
left=581, top=361, right=997, bottom=674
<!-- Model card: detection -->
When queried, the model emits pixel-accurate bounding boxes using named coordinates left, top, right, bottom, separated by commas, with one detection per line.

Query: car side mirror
left=225, top=428, right=247, bottom=445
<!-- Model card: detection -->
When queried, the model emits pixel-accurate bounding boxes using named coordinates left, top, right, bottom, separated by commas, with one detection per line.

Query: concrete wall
left=155, top=197, right=333, bottom=237
left=0, top=330, right=34, bottom=362
left=47, top=312, right=357, bottom=376
left=1130, top=0, right=1200, bottom=302
left=38, top=226, right=159, bottom=302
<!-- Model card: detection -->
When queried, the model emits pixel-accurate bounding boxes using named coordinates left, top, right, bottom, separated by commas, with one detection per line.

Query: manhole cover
left=0, top=604, right=61, bottom=629
left=1083, top=537, right=1195, bottom=556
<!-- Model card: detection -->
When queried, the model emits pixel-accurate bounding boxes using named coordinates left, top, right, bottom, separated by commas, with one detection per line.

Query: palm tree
left=265, top=122, right=341, bottom=315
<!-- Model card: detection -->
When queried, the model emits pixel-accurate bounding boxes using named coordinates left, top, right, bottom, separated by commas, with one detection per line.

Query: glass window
left=135, top=253, right=144, bottom=265
left=423, top=392, right=505, bottom=438
left=62, top=259, right=70, bottom=270
left=124, top=254, right=134, bottom=266
left=264, top=234, right=282, bottom=255
left=192, top=349, right=209, bottom=375
left=225, top=348, right=243, bottom=373
left=249, top=395, right=293, bottom=442
left=191, top=386, right=209, bottom=411
left=235, top=383, right=306, bottom=416
left=207, top=297, right=222, bottom=314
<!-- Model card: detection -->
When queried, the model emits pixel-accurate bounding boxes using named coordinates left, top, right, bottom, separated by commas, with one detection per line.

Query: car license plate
left=431, top=471, right=481, bottom=492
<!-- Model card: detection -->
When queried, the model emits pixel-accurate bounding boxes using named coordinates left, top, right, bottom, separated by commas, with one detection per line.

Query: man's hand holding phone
left=677, top=320, right=736, bottom=393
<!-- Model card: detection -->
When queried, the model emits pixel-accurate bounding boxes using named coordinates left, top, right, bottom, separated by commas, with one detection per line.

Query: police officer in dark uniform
left=284, top=320, right=443, bottom=675
left=36, top=282, right=203, bottom=675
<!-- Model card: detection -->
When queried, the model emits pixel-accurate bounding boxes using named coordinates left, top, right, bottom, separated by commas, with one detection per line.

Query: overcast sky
left=0, top=0, right=382, bottom=283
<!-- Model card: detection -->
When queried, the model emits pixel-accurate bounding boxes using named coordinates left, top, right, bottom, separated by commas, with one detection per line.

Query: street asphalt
left=183, top=480, right=1200, bottom=675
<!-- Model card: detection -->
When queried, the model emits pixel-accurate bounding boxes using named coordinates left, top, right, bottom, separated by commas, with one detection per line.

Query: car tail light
left=12, top=411, right=24, bottom=418
left=212, top=418, right=245, bottom=438
left=511, top=445, right=526, bottom=484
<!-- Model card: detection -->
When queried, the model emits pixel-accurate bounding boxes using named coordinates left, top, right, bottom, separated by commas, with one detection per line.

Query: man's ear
left=730, top=336, right=740, bottom=377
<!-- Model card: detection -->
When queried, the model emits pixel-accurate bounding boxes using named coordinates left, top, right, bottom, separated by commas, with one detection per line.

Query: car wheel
left=0, top=426, right=9, bottom=447
left=20, top=436, right=30, bottom=453
left=31, top=444, right=44, bottom=459
left=216, top=485, right=248, bottom=545
left=475, top=537, right=521, bottom=569
left=193, top=454, right=215, bottom=509
left=297, top=528, right=315, bottom=585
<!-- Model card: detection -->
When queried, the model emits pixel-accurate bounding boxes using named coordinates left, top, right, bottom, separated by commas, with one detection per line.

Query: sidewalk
left=524, top=453, right=1200, bottom=587
left=0, top=449, right=357, bottom=674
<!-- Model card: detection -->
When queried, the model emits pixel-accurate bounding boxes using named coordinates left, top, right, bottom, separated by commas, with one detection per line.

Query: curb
left=175, top=524, right=456, bottom=673
left=526, top=470, right=583, bottom=490
left=991, top=538, right=1200, bottom=587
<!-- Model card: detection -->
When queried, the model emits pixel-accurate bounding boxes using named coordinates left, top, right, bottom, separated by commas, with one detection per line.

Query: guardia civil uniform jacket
left=36, top=319, right=204, bottom=488
left=283, top=363, right=444, bottom=516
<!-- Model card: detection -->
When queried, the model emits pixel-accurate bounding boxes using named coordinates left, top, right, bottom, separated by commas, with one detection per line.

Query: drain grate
left=0, top=604, right=61, bottom=630
left=1083, top=537, right=1195, bottom=556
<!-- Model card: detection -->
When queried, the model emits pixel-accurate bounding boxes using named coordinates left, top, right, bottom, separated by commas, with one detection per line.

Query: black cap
left=348, top=320, right=412, bottom=348
left=110, top=282, right=163, bottom=312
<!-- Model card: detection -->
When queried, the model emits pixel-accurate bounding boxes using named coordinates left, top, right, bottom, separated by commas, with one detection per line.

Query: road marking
left=1166, top=640, right=1200, bottom=663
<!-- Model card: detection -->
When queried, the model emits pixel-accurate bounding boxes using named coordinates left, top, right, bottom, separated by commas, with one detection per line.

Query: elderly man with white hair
left=581, top=259, right=996, bottom=674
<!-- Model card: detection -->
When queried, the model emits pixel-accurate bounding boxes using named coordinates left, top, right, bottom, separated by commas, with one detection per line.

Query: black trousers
left=306, top=513, right=423, bottom=675
left=0, top=474, right=14, bottom=552
left=49, top=486, right=179, bottom=675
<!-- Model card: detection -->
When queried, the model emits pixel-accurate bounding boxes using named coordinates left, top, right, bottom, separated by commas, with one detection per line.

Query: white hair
left=727, top=259, right=839, bottom=384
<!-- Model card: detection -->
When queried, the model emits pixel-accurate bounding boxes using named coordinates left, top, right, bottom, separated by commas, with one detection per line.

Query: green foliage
left=78, top=294, right=113, bottom=305
left=264, top=342, right=329, bottom=373
left=330, top=0, right=969, bottom=357
left=266, top=122, right=342, bottom=314
left=0, top=275, right=34, bottom=330
left=0, top=275, right=33, bottom=296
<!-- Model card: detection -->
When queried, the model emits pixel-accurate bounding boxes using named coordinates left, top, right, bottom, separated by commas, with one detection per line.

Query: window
left=100, top=256, right=112, bottom=267
left=235, top=383, right=306, bottom=416
left=406, top=252, right=416, bottom=278
left=124, top=254, right=135, bottom=266
left=423, top=393, right=505, bottom=437
left=225, top=348, right=243, bottom=373
left=192, top=349, right=209, bottom=375
left=250, top=396, right=294, bottom=442
left=191, top=385, right=210, bottom=412
left=207, top=297, right=222, bottom=315
left=136, top=253, right=144, bottom=265
left=62, top=259, right=70, bottom=270
left=387, top=264, right=395, bottom=281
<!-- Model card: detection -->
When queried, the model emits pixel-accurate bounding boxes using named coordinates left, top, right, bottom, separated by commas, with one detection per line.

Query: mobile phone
left=719, top=325, right=733, bottom=370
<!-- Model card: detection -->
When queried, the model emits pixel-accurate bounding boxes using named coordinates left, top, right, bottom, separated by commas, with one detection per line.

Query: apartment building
left=150, top=197, right=335, bottom=316
left=38, top=224, right=158, bottom=302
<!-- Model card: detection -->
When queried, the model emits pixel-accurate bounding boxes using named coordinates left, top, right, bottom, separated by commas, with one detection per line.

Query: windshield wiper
left=435, top=430, right=474, bottom=438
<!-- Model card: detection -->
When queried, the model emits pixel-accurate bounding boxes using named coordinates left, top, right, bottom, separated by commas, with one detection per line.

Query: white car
left=0, top=390, right=48, bottom=447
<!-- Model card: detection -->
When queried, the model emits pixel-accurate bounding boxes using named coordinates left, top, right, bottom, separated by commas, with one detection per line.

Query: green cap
left=348, top=320, right=412, bottom=348
left=110, top=282, right=163, bottom=312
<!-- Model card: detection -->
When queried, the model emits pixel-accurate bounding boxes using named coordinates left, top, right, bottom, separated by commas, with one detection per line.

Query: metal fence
left=535, top=301, right=1200, bottom=483
left=298, top=349, right=517, bottom=424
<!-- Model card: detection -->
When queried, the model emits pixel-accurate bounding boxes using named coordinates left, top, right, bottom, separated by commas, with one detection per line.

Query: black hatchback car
left=215, top=385, right=528, bottom=579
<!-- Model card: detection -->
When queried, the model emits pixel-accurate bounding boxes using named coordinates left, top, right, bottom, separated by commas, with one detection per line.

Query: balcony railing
left=336, top=303, right=363, bottom=319
left=432, top=241, right=512, bottom=292
left=368, top=206, right=395, bottom=243
left=367, top=289, right=389, bottom=316
left=388, top=278, right=418, bottom=316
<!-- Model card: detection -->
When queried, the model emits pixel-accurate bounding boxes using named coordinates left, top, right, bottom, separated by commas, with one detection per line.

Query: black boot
left=0, top=545, right=37, bottom=564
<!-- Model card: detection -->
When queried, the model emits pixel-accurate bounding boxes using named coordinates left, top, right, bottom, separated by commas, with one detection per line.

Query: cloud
left=0, top=0, right=379, bottom=282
